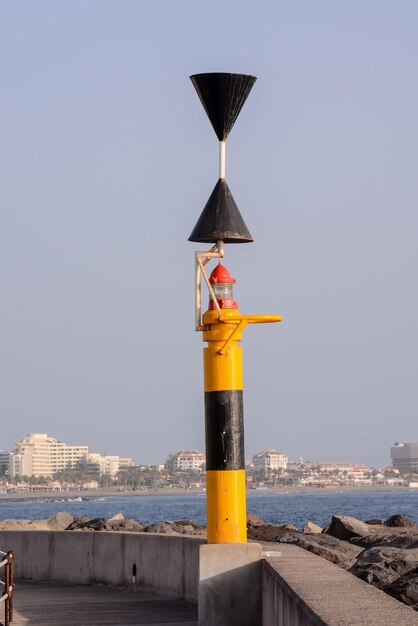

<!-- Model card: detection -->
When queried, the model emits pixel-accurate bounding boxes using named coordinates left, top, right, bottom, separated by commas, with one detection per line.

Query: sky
left=1, top=1, right=417, bottom=468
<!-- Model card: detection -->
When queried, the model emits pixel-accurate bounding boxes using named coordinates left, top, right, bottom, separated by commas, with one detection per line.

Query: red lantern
left=208, top=263, right=238, bottom=310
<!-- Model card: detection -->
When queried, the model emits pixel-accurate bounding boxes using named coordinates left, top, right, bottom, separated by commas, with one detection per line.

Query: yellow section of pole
left=203, top=308, right=247, bottom=544
left=206, top=470, right=247, bottom=543
left=203, top=343, right=243, bottom=392
left=202, top=307, right=281, bottom=543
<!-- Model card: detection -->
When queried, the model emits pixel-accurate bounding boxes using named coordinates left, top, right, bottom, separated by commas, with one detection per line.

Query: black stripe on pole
left=205, top=390, right=244, bottom=470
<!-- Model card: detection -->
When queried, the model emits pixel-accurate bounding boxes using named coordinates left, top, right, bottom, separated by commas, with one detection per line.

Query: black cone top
left=189, top=179, right=253, bottom=244
left=190, top=73, right=257, bottom=141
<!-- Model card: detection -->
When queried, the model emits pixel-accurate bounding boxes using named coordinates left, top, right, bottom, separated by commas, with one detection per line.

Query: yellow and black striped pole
left=188, top=73, right=282, bottom=543
left=201, top=264, right=281, bottom=543
left=203, top=266, right=246, bottom=543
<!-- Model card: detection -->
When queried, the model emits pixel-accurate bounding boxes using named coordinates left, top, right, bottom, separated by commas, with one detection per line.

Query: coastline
left=0, top=484, right=414, bottom=504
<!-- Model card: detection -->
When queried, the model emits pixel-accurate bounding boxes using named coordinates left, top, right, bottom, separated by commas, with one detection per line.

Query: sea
left=0, top=491, right=417, bottom=530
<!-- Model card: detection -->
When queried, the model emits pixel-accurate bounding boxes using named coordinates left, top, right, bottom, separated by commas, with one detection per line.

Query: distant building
left=166, top=450, right=205, bottom=471
left=315, top=463, right=370, bottom=479
left=86, top=453, right=134, bottom=477
left=10, top=434, right=89, bottom=478
left=252, top=449, right=288, bottom=471
left=83, top=480, right=99, bottom=490
left=0, top=450, right=10, bottom=476
left=391, top=443, right=418, bottom=473
left=9, top=433, right=134, bottom=478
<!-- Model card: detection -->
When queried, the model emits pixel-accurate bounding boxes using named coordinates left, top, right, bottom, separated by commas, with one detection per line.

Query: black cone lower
left=205, top=390, right=244, bottom=470
left=189, top=179, right=253, bottom=244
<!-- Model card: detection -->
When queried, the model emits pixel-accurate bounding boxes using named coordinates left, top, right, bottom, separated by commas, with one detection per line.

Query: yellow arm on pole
left=217, top=313, right=282, bottom=354
left=220, top=314, right=283, bottom=324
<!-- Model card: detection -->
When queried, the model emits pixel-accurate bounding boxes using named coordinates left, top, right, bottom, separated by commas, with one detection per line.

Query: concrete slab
left=198, top=543, right=262, bottom=626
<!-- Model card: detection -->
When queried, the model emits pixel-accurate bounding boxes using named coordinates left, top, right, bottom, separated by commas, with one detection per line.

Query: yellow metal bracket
left=218, top=313, right=282, bottom=354
left=195, top=242, right=224, bottom=331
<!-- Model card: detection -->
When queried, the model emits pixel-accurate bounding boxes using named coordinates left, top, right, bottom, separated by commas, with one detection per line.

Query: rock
left=247, top=512, right=264, bottom=528
left=0, top=519, right=28, bottom=531
left=281, top=523, right=298, bottom=532
left=247, top=524, right=298, bottom=542
left=174, top=519, right=204, bottom=530
left=85, top=517, right=108, bottom=531
left=28, top=519, right=53, bottom=530
left=111, top=519, right=145, bottom=532
left=350, top=528, right=418, bottom=549
left=65, top=517, right=89, bottom=530
left=325, top=515, right=379, bottom=541
left=70, top=517, right=108, bottom=531
left=365, top=519, right=384, bottom=526
left=0, top=519, right=50, bottom=531
left=275, top=531, right=363, bottom=570
left=384, top=568, right=418, bottom=609
left=108, top=513, right=125, bottom=522
left=350, top=529, right=418, bottom=550
left=47, top=512, right=75, bottom=530
left=302, top=521, right=323, bottom=534
left=349, top=547, right=418, bottom=589
left=144, top=521, right=184, bottom=534
left=385, top=514, right=417, bottom=528
left=179, top=524, right=195, bottom=534
left=66, top=515, right=146, bottom=533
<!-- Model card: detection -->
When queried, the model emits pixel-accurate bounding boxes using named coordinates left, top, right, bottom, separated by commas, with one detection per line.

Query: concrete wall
left=262, top=544, right=418, bottom=626
left=0, top=531, right=205, bottom=603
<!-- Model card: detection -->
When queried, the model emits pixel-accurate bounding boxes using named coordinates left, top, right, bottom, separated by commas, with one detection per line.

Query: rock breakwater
left=247, top=512, right=418, bottom=611
left=0, top=511, right=206, bottom=535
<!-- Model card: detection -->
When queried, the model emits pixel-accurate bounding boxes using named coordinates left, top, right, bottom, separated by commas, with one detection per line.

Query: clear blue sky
left=1, top=1, right=417, bottom=467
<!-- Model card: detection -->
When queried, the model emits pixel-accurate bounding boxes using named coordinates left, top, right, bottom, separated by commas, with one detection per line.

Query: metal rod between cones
left=219, top=141, right=226, bottom=180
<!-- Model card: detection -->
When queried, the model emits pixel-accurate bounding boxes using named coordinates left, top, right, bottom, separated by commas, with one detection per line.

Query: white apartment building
left=9, top=433, right=134, bottom=478
left=87, top=453, right=134, bottom=477
left=10, top=434, right=89, bottom=478
left=167, top=450, right=205, bottom=470
left=252, top=449, right=288, bottom=471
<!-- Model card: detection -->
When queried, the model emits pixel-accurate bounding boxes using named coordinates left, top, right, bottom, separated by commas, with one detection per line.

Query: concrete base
left=198, top=543, right=262, bottom=626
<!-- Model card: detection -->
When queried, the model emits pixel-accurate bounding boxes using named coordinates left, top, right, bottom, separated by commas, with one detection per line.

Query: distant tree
left=164, top=455, right=176, bottom=472
left=53, top=459, right=100, bottom=484
left=99, top=473, right=113, bottom=488
left=28, top=475, right=48, bottom=484
left=251, top=468, right=267, bottom=483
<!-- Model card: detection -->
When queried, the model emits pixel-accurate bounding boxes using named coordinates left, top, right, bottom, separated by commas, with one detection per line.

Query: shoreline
left=0, top=484, right=415, bottom=505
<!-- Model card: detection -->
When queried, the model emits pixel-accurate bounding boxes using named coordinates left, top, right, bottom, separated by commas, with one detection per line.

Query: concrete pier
left=2, top=531, right=418, bottom=625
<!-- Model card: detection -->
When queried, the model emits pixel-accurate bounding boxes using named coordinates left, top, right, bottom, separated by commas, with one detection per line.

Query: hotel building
left=9, top=433, right=134, bottom=478
left=252, top=449, right=288, bottom=471
left=166, top=450, right=205, bottom=471
left=391, top=442, right=418, bottom=473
